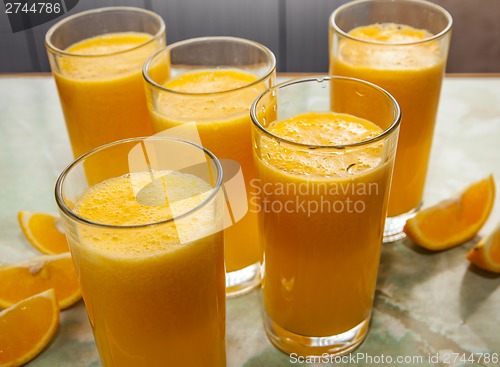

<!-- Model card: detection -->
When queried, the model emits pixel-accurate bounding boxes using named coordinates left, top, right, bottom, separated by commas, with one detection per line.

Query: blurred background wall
left=1, top=0, right=499, bottom=74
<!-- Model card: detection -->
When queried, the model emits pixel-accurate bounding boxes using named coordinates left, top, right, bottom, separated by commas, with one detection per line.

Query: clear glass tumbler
left=251, top=76, right=400, bottom=356
left=45, top=7, right=166, bottom=160
left=329, top=0, right=452, bottom=242
left=55, top=137, right=226, bottom=367
left=143, top=36, right=276, bottom=297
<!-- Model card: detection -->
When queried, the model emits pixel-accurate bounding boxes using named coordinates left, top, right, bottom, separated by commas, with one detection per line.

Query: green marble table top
left=0, top=75, right=499, bottom=367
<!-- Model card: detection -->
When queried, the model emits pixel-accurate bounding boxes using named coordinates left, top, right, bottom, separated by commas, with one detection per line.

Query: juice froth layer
left=73, top=171, right=216, bottom=257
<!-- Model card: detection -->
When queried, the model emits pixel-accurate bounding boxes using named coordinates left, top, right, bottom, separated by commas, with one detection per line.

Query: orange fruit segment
left=466, top=223, right=500, bottom=273
left=0, top=289, right=59, bottom=367
left=18, top=211, right=69, bottom=254
left=0, top=253, right=81, bottom=310
left=404, top=175, right=495, bottom=251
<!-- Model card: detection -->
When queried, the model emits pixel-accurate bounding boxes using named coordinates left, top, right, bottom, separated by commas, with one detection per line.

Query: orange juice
left=330, top=23, right=446, bottom=216
left=150, top=69, right=266, bottom=273
left=53, top=32, right=159, bottom=158
left=68, top=171, right=225, bottom=367
left=256, top=112, right=393, bottom=336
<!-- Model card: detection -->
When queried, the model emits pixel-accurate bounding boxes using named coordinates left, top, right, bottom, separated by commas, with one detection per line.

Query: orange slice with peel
left=0, top=289, right=59, bottom=367
left=0, top=253, right=81, bottom=310
left=18, top=211, right=69, bottom=254
left=467, top=223, right=500, bottom=273
left=404, top=175, right=495, bottom=251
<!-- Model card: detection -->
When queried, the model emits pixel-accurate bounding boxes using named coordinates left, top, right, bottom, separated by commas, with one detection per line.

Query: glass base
left=226, top=262, right=260, bottom=298
left=263, top=312, right=370, bottom=357
left=383, top=205, right=421, bottom=243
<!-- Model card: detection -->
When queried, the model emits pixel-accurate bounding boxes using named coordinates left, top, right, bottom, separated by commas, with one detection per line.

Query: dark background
left=1, top=0, right=499, bottom=74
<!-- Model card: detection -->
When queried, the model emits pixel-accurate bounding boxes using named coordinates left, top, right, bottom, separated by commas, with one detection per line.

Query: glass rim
left=329, top=0, right=453, bottom=46
left=250, top=75, right=401, bottom=150
left=55, top=136, right=224, bottom=229
left=45, top=6, right=166, bottom=58
left=143, top=36, right=277, bottom=96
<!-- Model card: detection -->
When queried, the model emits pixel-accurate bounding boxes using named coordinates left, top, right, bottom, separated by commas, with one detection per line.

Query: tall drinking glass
left=143, top=37, right=276, bottom=297
left=55, top=137, right=226, bottom=367
left=45, top=7, right=166, bottom=160
left=329, top=0, right=452, bottom=241
left=251, top=76, right=400, bottom=356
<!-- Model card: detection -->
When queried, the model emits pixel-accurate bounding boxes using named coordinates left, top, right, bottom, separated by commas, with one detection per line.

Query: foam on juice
left=156, top=69, right=264, bottom=123
left=262, top=112, right=384, bottom=178
left=339, top=23, right=440, bottom=70
left=60, top=32, right=155, bottom=79
left=73, top=171, right=217, bottom=257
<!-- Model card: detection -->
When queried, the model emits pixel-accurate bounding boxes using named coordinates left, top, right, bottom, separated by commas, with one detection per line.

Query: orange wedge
left=467, top=224, right=500, bottom=273
left=404, top=175, right=495, bottom=251
left=0, top=289, right=59, bottom=367
left=18, top=211, right=69, bottom=254
left=0, top=253, right=81, bottom=310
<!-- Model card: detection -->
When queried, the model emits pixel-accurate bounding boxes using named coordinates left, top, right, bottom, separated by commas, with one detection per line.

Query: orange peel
left=0, top=253, right=81, bottom=309
left=0, top=289, right=59, bottom=367
left=404, top=175, right=495, bottom=250
left=18, top=211, right=69, bottom=254
left=467, top=223, right=500, bottom=273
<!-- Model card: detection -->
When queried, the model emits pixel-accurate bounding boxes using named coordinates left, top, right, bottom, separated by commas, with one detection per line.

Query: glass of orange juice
left=45, top=7, right=166, bottom=160
left=55, top=137, right=226, bottom=367
left=251, top=76, right=400, bottom=356
left=143, top=37, right=276, bottom=297
left=329, top=0, right=452, bottom=242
